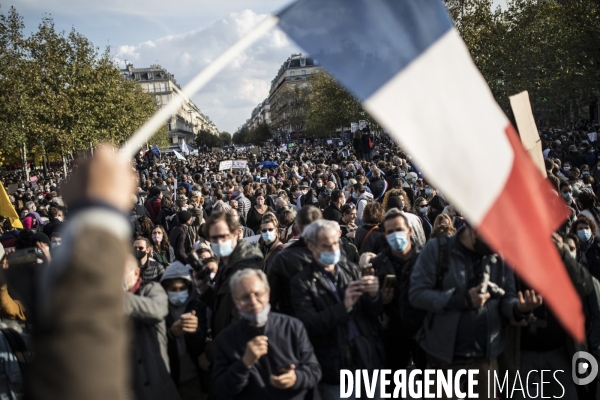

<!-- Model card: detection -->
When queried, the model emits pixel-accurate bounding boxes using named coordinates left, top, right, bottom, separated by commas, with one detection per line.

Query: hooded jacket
left=161, top=262, right=209, bottom=388
left=356, top=192, right=374, bottom=226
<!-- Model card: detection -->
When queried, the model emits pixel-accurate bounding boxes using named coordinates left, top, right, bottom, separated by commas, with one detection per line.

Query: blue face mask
left=352, top=193, right=358, bottom=200
left=261, top=230, right=276, bottom=243
left=562, top=191, right=572, bottom=200
left=343, top=179, right=348, bottom=185
left=411, top=178, right=417, bottom=184
left=167, top=290, right=189, bottom=306
left=578, top=229, right=592, bottom=242
left=319, top=249, right=340, bottom=266
left=211, top=240, right=235, bottom=258
left=424, top=188, right=432, bottom=195
left=419, top=207, right=428, bottom=214
left=386, top=231, right=409, bottom=252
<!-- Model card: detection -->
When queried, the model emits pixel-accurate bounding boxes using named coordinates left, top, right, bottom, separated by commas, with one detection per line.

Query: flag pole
left=119, top=14, right=280, bottom=159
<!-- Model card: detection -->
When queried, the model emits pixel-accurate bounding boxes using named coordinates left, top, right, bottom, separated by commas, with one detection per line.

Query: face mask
left=564, top=166, right=571, bottom=171
left=38, top=195, right=43, bottom=200
left=387, top=231, right=409, bottom=252
left=578, top=229, right=592, bottom=242
left=56, top=217, right=63, bottom=222
left=411, top=178, right=417, bottom=184
left=583, top=171, right=590, bottom=176
left=317, top=183, right=322, bottom=188
left=238, top=303, right=271, bottom=328
left=419, top=207, right=428, bottom=214
left=424, top=188, right=432, bottom=195
left=400, top=172, right=406, bottom=177
left=134, top=249, right=147, bottom=260
left=343, top=179, right=348, bottom=185
left=562, top=191, right=572, bottom=200
left=319, top=249, right=340, bottom=265
left=51, top=242, right=61, bottom=249
left=167, top=290, right=189, bottom=306
left=352, top=193, right=358, bottom=200
left=211, top=240, right=235, bottom=258
left=261, top=230, right=276, bottom=243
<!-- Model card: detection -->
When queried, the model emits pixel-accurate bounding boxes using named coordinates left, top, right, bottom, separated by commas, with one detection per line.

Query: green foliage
left=196, top=129, right=222, bottom=148
left=219, top=131, right=231, bottom=145
left=0, top=6, right=164, bottom=159
left=232, top=125, right=249, bottom=145
left=305, top=71, right=378, bottom=137
left=446, top=0, right=600, bottom=125
left=247, top=122, right=272, bottom=143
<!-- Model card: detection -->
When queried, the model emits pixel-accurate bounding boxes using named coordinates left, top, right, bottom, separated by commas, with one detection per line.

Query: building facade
left=247, top=98, right=271, bottom=131
left=268, top=54, right=319, bottom=139
left=121, top=63, right=219, bottom=147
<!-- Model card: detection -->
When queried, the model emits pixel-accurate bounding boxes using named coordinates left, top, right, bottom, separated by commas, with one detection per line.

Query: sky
left=10, top=0, right=507, bottom=134
left=11, top=0, right=301, bottom=134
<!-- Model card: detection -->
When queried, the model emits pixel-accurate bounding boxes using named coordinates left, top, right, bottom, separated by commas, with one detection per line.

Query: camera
left=186, top=251, right=212, bottom=280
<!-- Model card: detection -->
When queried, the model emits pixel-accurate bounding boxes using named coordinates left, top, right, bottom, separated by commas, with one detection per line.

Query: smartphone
left=275, top=365, right=292, bottom=376
left=383, top=275, right=397, bottom=290
left=7, top=248, right=37, bottom=267
left=361, top=267, right=374, bottom=277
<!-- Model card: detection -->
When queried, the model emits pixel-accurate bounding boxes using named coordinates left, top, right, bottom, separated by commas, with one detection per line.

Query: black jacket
left=369, top=177, right=387, bottom=201
left=354, top=224, right=384, bottom=255
left=211, top=241, right=264, bottom=338
left=42, top=219, right=63, bottom=238
left=322, top=203, right=342, bottom=222
left=169, top=225, right=191, bottom=263
left=301, top=189, right=319, bottom=208
left=212, top=313, right=321, bottom=400
left=290, top=260, right=384, bottom=384
left=268, top=238, right=314, bottom=316
left=166, top=297, right=209, bottom=387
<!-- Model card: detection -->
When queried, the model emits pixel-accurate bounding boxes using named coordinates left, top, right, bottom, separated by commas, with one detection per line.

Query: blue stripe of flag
left=278, top=0, right=453, bottom=100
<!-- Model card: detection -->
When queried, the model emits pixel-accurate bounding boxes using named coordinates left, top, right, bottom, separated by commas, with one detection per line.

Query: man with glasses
left=212, top=269, right=321, bottom=399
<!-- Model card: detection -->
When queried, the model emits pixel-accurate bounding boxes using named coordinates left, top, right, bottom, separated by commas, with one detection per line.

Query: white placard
left=327, top=140, right=332, bottom=145
left=351, top=122, right=358, bottom=133
left=359, top=120, right=366, bottom=130
left=232, top=160, right=247, bottom=169
left=219, top=160, right=232, bottom=170
left=338, top=141, right=343, bottom=146
left=243, top=234, right=261, bottom=244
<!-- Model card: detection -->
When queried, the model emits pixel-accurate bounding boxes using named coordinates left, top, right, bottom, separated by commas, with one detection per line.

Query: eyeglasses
left=236, top=290, right=268, bottom=306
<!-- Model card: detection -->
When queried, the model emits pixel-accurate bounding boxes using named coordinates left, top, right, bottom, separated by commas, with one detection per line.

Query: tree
left=248, top=122, right=272, bottom=143
left=271, top=84, right=310, bottom=135
left=0, top=7, right=166, bottom=173
left=219, top=131, right=232, bottom=146
left=232, top=125, right=250, bottom=145
left=196, top=129, right=221, bottom=148
left=305, top=71, right=378, bottom=137
left=445, top=0, right=600, bottom=125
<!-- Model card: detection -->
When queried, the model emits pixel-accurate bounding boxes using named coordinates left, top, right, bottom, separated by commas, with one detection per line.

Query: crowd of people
left=1, top=123, right=600, bottom=399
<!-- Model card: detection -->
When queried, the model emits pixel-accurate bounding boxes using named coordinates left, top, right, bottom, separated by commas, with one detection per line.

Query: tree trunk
left=61, top=148, right=68, bottom=178
left=21, top=142, right=30, bottom=181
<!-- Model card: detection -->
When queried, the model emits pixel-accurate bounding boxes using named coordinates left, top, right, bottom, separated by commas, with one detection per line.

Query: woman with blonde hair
left=430, top=213, right=456, bottom=238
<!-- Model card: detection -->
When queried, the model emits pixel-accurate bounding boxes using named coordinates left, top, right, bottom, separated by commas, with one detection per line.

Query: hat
left=160, top=261, right=193, bottom=283
left=178, top=210, right=193, bottom=223
left=569, top=145, right=578, bottom=152
left=30, top=232, right=50, bottom=247
left=554, top=140, right=561, bottom=145
left=299, top=181, right=309, bottom=188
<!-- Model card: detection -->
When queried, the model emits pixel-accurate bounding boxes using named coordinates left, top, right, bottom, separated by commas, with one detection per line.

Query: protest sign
left=588, top=132, right=597, bottom=142
left=243, top=234, right=261, bottom=244
left=219, top=160, right=232, bottom=171
left=327, top=140, right=332, bottom=145
left=338, top=141, right=344, bottom=146
left=359, top=120, right=366, bottom=130
left=509, top=91, right=546, bottom=178
left=251, top=147, right=259, bottom=155
left=7, top=184, right=18, bottom=194
left=351, top=122, right=358, bottom=133
left=29, top=176, right=38, bottom=182
left=232, top=160, right=247, bottom=169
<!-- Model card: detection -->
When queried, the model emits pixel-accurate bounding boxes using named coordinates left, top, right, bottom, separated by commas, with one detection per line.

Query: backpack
left=397, top=235, right=450, bottom=337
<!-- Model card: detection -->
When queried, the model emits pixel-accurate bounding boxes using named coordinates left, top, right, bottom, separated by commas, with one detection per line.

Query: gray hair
left=229, top=268, right=270, bottom=295
left=303, top=220, right=340, bottom=245
left=25, top=201, right=36, bottom=211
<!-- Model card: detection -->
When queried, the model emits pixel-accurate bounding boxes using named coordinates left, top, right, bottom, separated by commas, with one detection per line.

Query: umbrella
left=260, top=161, right=278, bottom=168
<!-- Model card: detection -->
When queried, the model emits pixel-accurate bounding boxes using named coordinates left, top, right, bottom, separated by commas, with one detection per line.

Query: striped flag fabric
left=278, top=0, right=581, bottom=340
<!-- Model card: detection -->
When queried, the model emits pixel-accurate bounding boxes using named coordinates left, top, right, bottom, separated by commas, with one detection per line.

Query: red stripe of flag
left=478, top=124, right=583, bottom=342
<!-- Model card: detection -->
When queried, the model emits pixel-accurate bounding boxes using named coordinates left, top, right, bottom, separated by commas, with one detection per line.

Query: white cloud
left=114, top=9, right=301, bottom=133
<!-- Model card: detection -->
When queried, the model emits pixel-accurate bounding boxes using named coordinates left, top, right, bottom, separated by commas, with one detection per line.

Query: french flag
left=278, top=0, right=581, bottom=340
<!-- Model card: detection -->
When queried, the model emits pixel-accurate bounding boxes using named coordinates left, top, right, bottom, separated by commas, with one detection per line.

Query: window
left=290, top=71, right=295, bottom=77
left=148, top=83, right=155, bottom=93
left=134, top=72, right=140, bottom=80
left=155, top=95, right=161, bottom=105
left=302, top=70, right=306, bottom=76
left=160, top=82, right=167, bottom=92
left=147, top=72, right=153, bottom=80
left=162, top=95, right=169, bottom=105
